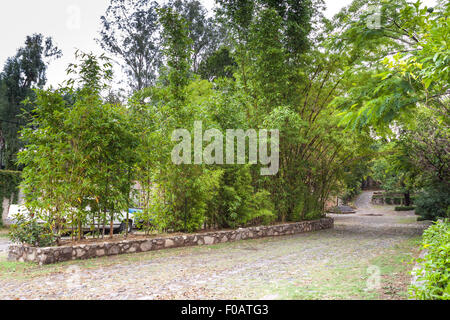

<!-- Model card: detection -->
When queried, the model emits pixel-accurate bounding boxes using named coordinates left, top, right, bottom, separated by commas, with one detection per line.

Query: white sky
left=0, top=0, right=434, bottom=88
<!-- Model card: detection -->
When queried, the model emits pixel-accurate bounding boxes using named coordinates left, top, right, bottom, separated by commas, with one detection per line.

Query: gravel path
left=0, top=191, right=430, bottom=300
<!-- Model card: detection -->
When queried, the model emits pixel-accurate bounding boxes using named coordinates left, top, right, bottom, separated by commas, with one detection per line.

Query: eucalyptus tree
left=197, top=47, right=236, bottom=80
left=99, top=0, right=162, bottom=92
left=0, top=34, right=61, bottom=170
left=165, top=0, right=222, bottom=73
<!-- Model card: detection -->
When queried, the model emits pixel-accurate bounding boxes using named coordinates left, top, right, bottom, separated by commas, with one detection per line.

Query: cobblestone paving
left=0, top=191, right=430, bottom=300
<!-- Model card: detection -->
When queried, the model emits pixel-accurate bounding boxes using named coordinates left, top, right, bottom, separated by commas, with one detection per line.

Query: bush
left=9, top=213, right=55, bottom=247
left=341, top=185, right=361, bottom=205
left=414, top=185, right=450, bottom=220
left=409, top=220, right=450, bottom=300
left=395, top=206, right=416, bottom=211
left=245, top=190, right=276, bottom=226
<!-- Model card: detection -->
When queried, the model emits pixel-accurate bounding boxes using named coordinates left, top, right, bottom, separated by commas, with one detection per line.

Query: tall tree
left=0, top=34, right=61, bottom=170
left=99, top=0, right=161, bottom=92
left=165, top=0, right=221, bottom=73
left=215, top=0, right=322, bottom=87
left=197, top=46, right=236, bottom=80
left=259, top=0, right=322, bottom=56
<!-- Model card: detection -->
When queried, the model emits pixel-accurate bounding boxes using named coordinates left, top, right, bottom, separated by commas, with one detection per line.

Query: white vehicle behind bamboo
left=7, top=204, right=138, bottom=234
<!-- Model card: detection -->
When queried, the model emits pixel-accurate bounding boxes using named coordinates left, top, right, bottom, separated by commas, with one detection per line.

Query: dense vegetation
left=0, top=0, right=448, bottom=246
left=333, top=0, right=449, bottom=220
left=409, top=220, right=450, bottom=300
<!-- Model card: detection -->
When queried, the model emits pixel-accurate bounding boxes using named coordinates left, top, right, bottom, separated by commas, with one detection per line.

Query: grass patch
left=396, top=217, right=418, bottom=224
left=369, top=238, right=421, bottom=299
left=0, top=227, right=9, bottom=238
left=265, top=237, right=421, bottom=300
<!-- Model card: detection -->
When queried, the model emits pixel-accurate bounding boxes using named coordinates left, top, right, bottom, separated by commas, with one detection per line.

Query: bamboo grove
left=1, top=0, right=447, bottom=244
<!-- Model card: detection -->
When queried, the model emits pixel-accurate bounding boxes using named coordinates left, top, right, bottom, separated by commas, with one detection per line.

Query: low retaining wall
left=8, top=217, right=333, bottom=265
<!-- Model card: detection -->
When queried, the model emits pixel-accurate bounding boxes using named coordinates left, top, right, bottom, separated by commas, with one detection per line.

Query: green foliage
left=414, top=184, right=450, bottom=221
left=394, top=206, right=415, bottom=211
left=0, top=33, right=61, bottom=170
left=18, top=51, right=136, bottom=240
left=129, top=11, right=226, bottom=233
left=210, top=166, right=275, bottom=229
left=9, top=213, right=55, bottom=247
left=133, top=208, right=156, bottom=234
left=246, top=189, right=276, bottom=225
left=370, top=148, right=415, bottom=206
left=9, top=0, right=417, bottom=242
left=340, top=158, right=372, bottom=204
left=400, top=110, right=449, bottom=186
left=216, top=0, right=319, bottom=56
left=409, top=220, right=450, bottom=300
left=333, top=0, right=449, bottom=131
left=164, top=0, right=222, bottom=73
left=258, top=0, right=320, bottom=55
left=99, top=0, right=222, bottom=92
left=246, top=8, right=289, bottom=112
left=113, top=0, right=378, bottom=232
left=158, top=7, right=193, bottom=101
left=198, top=47, right=236, bottom=80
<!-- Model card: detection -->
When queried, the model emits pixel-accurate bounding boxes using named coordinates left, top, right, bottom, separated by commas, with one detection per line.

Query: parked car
left=8, top=204, right=138, bottom=234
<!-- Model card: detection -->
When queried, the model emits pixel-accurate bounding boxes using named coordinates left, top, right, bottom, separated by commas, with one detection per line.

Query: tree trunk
left=78, top=219, right=82, bottom=241
left=404, top=191, right=411, bottom=206
left=110, top=214, right=114, bottom=238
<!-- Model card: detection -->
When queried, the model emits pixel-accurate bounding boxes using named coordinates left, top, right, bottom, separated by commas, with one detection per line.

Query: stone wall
left=8, top=217, right=333, bottom=265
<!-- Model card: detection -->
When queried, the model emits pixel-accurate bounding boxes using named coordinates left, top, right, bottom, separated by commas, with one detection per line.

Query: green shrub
left=245, top=190, right=276, bottom=226
left=9, top=213, right=55, bottom=247
left=409, top=220, right=450, bottom=300
left=414, top=185, right=450, bottom=220
left=395, top=206, right=416, bottom=211
left=341, top=185, right=361, bottom=205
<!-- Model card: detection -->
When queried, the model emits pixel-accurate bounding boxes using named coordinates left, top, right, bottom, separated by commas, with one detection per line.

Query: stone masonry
left=8, top=217, right=333, bottom=265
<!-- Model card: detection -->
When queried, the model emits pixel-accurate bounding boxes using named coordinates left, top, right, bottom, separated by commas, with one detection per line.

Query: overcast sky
left=0, top=0, right=434, bottom=88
